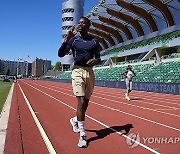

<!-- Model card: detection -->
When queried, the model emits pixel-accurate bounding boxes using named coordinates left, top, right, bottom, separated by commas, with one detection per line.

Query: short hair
left=80, top=17, right=91, bottom=25
left=127, top=65, right=132, bottom=70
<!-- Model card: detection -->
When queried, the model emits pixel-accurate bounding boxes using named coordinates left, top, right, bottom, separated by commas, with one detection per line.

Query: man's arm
left=122, top=70, right=128, bottom=77
left=58, top=26, right=76, bottom=57
left=86, top=40, right=101, bottom=66
left=58, top=42, right=71, bottom=57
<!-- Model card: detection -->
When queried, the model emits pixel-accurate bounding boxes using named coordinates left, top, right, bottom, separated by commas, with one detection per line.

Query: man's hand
left=86, top=59, right=99, bottom=67
left=64, top=25, right=76, bottom=43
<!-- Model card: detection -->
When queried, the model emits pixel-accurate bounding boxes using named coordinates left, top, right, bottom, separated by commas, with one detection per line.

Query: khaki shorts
left=72, top=65, right=95, bottom=99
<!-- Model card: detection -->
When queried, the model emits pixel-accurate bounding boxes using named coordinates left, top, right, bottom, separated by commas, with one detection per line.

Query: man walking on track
left=58, top=17, right=101, bottom=148
left=122, top=65, right=136, bottom=101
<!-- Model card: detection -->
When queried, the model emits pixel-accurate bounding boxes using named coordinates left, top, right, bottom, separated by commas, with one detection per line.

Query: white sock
left=72, top=116, right=77, bottom=122
left=78, top=121, right=85, bottom=136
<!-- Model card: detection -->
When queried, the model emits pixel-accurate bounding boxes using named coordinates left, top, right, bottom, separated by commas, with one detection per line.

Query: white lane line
left=21, top=81, right=160, bottom=154
left=29, top=81, right=180, bottom=118
left=90, top=101, right=180, bottom=132
left=48, top=83, right=180, bottom=107
left=92, top=95, right=180, bottom=118
left=32, top=82, right=180, bottom=112
left=25, top=81, right=180, bottom=132
left=32, top=83, right=180, bottom=132
left=95, top=86, right=180, bottom=104
left=93, top=90, right=179, bottom=109
left=17, top=83, right=57, bottom=154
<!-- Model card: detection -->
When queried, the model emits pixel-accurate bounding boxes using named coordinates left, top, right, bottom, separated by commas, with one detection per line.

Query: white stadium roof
left=86, top=0, right=180, bottom=50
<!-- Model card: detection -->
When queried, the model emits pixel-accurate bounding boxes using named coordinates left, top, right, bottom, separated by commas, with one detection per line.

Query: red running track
left=4, top=80, right=180, bottom=154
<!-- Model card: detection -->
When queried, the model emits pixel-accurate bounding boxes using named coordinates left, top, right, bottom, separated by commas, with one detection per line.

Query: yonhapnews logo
left=126, top=132, right=140, bottom=148
left=126, top=132, right=180, bottom=149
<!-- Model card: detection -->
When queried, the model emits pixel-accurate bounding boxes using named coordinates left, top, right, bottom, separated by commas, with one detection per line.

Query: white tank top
left=126, top=70, right=134, bottom=80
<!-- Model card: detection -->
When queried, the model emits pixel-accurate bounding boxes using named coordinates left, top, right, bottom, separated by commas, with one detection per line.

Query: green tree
left=51, top=65, right=55, bottom=70
left=6, top=68, right=10, bottom=75
left=54, top=62, right=61, bottom=71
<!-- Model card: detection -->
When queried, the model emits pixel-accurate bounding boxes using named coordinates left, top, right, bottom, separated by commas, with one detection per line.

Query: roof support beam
left=106, top=8, right=144, bottom=36
left=89, top=28, right=115, bottom=46
left=116, top=0, right=158, bottom=32
left=98, top=16, right=133, bottom=40
left=91, top=22, right=123, bottom=43
left=143, top=0, right=174, bottom=27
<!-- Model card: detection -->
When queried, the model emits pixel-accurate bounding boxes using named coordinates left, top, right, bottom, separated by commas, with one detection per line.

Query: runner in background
left=122, top=65, right=136, bottom=101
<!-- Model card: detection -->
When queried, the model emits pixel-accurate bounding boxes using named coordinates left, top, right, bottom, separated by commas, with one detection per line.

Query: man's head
left=127, top=65, right=132, bottom=70
left=77, top=17, right=91, bottom=34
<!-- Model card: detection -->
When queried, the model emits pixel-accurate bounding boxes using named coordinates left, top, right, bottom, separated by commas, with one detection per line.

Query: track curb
left=0, top=83, right=14, bottom=153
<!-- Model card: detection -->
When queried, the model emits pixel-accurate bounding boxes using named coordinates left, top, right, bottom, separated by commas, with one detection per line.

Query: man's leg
left=70, top=97, right=89, bottom=133
left=71, top=67, right=92, bottom=147
left=76, top=96, right=89, bottom=135
left=76, top=96, right=89, bottom=148
left=76, top=97, right=89, bottom=121
left=125, top=79, right=131, bottom=101
left=129, top=81, right=132, bottom=94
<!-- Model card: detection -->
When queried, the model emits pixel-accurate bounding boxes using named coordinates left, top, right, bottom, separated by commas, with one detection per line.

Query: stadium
left=1, top=0, right=180, bottom=153
left=58, top=0, right=180, bottom=95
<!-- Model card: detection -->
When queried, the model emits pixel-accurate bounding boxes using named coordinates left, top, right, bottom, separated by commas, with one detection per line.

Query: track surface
left=4, top=80, right=180, bottom=154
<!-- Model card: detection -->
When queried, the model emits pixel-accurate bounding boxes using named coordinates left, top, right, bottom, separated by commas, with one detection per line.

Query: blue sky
left=0, top=0, right=98, bottom=65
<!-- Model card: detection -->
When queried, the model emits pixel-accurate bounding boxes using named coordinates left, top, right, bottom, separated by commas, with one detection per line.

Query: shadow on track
left=86, top=124, right=133, bottom=145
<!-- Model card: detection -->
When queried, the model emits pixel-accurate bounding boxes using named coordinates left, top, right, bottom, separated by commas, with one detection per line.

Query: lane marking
left=96, top=85, right=180, bottom=101
left=25, top=81, right=180, bottom=132
left=93, top=90, right=179, bottom=110
left=18, top=83, right=57, bottom=154
left=44, top=81, right=180, bottom=102
left=155, top=108, right=178, bottom=111
left=33, top=81, right=180, bottom=111
left=95, top=87, right=180, bottom=105
left=21, top=81, right=160, bottom=154
left=92, top=95, right=180, bottom=117
left=29, top=81, right=180, bottom=118
left=34, top=81, right=180, bottom=105
left=91, top=101, right=180, bottom=132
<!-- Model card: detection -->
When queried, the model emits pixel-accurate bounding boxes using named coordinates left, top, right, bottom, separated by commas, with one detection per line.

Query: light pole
left=17, top=57, right=23, bottom=78
left=16, top=60, right=19, bottom=77
left=25, top=61, right=28, bottom=78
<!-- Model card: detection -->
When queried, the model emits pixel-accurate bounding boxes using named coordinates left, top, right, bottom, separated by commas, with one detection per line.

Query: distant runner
left=122, top=65, right=136, bottom=101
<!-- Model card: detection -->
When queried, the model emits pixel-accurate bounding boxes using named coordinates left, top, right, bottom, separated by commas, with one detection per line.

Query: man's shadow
left=131, top=98, right=141, bottom=100
left=86, top=124, right=133, bottom=144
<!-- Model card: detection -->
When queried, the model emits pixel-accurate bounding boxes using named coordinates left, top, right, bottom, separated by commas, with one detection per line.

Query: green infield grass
left=0, top=81, right=12, bottom=113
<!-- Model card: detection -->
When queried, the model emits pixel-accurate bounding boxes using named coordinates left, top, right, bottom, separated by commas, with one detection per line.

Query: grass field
left=0, top=81, right=12, bottom=113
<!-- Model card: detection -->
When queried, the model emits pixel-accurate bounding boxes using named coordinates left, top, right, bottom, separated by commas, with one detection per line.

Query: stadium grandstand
left=57, top=0, right=180, bottom=95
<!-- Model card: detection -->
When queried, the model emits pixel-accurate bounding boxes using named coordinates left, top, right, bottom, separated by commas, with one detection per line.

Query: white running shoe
left=78, top=135, right=87, bottom=148
left=70, top=118, right=80, bottom=133
left=125, top=95, right=131, bottom=101
left=125, top=94, right=131, bottom=101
